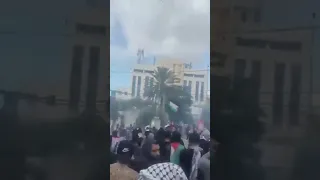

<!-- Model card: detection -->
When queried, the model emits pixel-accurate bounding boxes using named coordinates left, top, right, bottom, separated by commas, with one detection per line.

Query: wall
left=0, top=0, right=109, bottom=121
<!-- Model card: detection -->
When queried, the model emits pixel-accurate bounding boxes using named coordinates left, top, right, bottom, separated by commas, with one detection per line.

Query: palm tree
left=145, top=67, right=175, bottom=125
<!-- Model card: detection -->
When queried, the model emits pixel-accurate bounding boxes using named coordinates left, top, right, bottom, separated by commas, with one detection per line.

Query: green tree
left=145, top=67, right=175, bottom=125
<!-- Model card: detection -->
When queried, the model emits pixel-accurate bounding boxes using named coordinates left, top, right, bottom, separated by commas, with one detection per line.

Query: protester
left=131, top=128, right=143, bottom=158
left=198, top=151, right=210, bottom=180
left=110, top=140, right=138, bottom=180
left=138, top=162, right=188, bottom=180
left=197, top=128, right=209, bottom=154
left=111, top=130, right=121, bottom=153
left=170, top=131, right=185, bottom=165
left=180, top=132, right=202, bottom=180
left=131, top=135, right=161, bottom=172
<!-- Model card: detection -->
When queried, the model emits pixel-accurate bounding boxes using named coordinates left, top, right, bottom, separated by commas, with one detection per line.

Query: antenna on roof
left=137, top=49, right=144, bottom=64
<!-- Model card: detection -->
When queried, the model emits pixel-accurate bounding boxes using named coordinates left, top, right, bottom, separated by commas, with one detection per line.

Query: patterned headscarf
left=138, top=163, right=188, bottom=180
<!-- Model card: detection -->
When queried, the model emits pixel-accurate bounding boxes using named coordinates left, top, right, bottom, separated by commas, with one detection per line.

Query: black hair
left=112, top=130, right=118, bottom=137
left=188, top=132, right=200, bottom=145
left=171, top=131, right=181, bottom=143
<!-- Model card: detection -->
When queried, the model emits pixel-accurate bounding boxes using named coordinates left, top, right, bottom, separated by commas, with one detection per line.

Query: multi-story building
left=0, top=0, right=109, bottom=122
left=130, top=59, right=208, bottom=105
left=212, top=0, right=320, bottom=179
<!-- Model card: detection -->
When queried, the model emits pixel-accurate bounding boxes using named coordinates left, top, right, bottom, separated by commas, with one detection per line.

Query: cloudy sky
left=110, top=0, right=210, bottom=90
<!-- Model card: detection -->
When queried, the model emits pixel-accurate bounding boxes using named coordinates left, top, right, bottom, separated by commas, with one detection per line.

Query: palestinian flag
left=168, top=101, right=178, bottom=112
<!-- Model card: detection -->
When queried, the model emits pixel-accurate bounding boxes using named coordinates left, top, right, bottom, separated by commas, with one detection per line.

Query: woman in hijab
left=138, top=162, right=188, bottom=180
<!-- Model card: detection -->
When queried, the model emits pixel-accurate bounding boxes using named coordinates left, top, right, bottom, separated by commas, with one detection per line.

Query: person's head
left=132, top=128, right=143, bottom=146
left=188, top=132, right=200, bottom=146
left=171, top=131, right=181, bottom=143
left=164, top=131, right=171, bottom=142
left=112, top=130, right=118, bottom=137
left=142, top=139, right=160, bottom=160
left=116, top=140, right=134, bottom=165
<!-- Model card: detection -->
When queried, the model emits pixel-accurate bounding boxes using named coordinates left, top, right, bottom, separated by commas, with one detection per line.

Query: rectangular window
left=76, top=23, right=106, bottom=36
left=133, top=69, right=144, bottom=73
left=145, top=70, right=154, bottom=74
left=184, top=73, right=194, bottom=77
left=195, top=81, right=199, bottom=101
left=132, top=76, right=136, bottom=97
left=150, top=77, right=154, bottom=87
left=200, top=82, right=204, bottom=101
left=269, top=41, right=302, bottom=51
left=236, top=37, right=268, bottom=48
left=137, top=76, right=141, bottom=97
left=188, top=81, right=192, bottom=94
left=234, top=59, right=246, bottom=84
left=86, top=46, right=100, bottom=111
left=289, top=63, right=302, bottom=126
left=194, top=75, right=205, bottom=78
left=69, top=45, right=84, bottom=112
left=250, top=60, right=261, bottom=90
left=144, top=76, right=150, bottom=97
left=273, top=63, right=286, bottom=125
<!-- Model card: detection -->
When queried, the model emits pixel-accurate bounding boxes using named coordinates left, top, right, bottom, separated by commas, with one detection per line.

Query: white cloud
left=110, top=0, right=210, bottom=62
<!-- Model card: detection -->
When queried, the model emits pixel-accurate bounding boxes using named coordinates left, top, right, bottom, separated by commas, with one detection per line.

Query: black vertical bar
left=289, top=63, right=301, bottom=126
left=233, top=59, right=246, bottom=85
left=69, top=45, right=84, bottom=112
left=273, top=63, right=286, bottom=125
left=86, top=46, right=100, bottom=113
left=132, top=76, right=136, bottom=97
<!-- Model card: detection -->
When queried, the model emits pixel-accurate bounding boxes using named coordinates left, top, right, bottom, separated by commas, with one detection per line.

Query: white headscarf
left=138, top=163, right=188, bottom=180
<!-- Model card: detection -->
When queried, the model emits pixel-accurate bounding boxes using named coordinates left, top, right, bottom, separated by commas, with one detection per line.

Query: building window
left=132, top=76, right=136, bottom=97
left=76, top=23, right=106, bottom=36
left=200, top=82, right=204, bottom=101
left=86, top=46, right=100, bottom=110
left=150, top=77, right=154, bottom=87
left=195, top=81, right=199, bottom=101
left=250, top=60, right=261, bottom=90
left=289, top=63, right=302, bottom=126
left=234, top=59, right=246, bottom=83
left=69, top=45, right=84, bottom=111
left=236, top=37, right=267, bottom=48
left=133, top=69, right=144, bottom=73
left=194, top=74, right=205, bottom=78
left=184, top=73, right=194, bottom=77
left=188, top=81, right=192, bottom=94
left=144, top=76, right=150, bottom=97
left=241, top=11, right=247, bottom=23
left=137, top=76, right=141, bottom=97
left=145, top=70, right=154, bottom=74
left=269, top=41, right=302, bottom=51
left=273, top=63, right=286, bottom=125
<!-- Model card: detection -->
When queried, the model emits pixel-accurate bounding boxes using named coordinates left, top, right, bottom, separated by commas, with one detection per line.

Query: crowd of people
left=110, top=124, right=213, bottom=180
